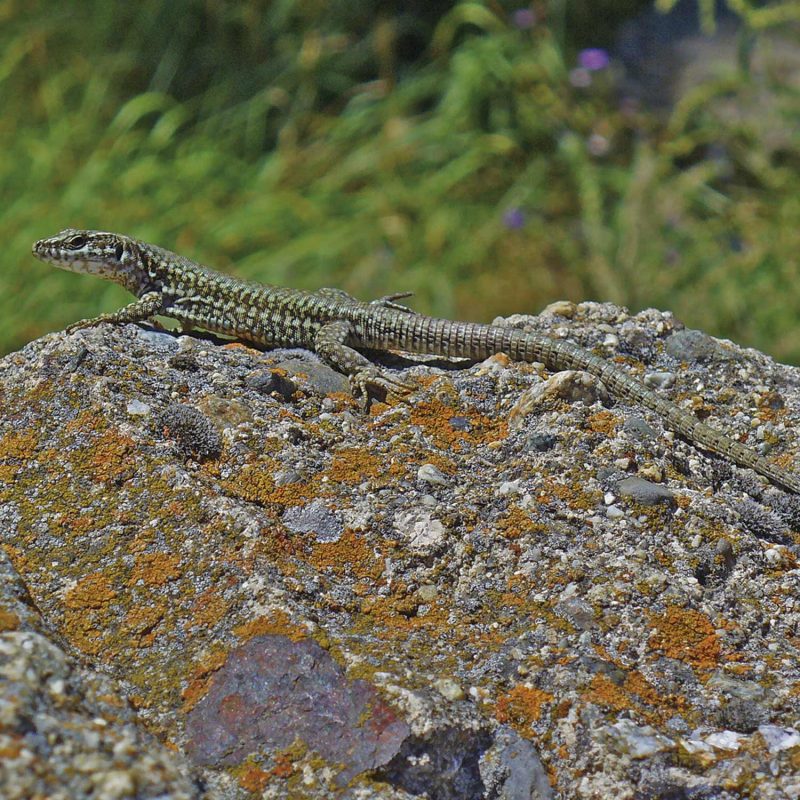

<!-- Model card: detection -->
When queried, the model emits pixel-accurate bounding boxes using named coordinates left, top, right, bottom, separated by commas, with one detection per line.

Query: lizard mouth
left=32, top=239, right=56, bottom=263
left=32, top=238, right=88, bottom=274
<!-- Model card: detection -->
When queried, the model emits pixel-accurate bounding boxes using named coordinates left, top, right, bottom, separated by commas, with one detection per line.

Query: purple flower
left=512, top=9, right=536, bottom=30
left=503, top=207, right=526, bottom=230
left=578, top=48, right=610, bottom=71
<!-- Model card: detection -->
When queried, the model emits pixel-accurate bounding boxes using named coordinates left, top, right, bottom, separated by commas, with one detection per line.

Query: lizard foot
left=370, top=292, right=415, bottom=313
left=349, top=367, right=415, bottom=408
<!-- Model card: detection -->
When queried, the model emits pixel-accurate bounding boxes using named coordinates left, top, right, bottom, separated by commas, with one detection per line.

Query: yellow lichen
left=233, top=611, right=308, bottom=643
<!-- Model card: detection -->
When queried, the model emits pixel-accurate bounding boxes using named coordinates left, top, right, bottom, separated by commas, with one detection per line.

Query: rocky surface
left=2, top=302, right=800, bottom=799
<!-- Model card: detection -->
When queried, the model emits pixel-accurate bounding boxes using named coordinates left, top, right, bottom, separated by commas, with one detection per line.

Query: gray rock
left=616, top=475, right=676, bottom=505
left=276, top=355, right=350, bottom=396
left=481, top=726, right=553, bottom=800
left=665, top=328, right=734, bottom=363
left=622, top=414, right=656, bottom=441
left=282, top=499, right=343, bottom=542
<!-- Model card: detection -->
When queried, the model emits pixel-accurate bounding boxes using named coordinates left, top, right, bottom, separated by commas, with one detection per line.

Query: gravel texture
left=2, top=302, right=800, bottom=799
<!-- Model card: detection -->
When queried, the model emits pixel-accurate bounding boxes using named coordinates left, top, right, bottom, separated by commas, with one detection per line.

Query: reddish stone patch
left=184, top=634, right=410, bottom=785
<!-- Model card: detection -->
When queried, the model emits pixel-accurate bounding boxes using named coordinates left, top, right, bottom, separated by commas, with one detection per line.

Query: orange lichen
left=541, top=477, right=602, bottom=511
left=78, top=429, right=137, bottom=484
left=128, top=552, right=182, bottom=587
left=495, top=506, right=536, bottom=540
left=581, top=657, right=692, bottom=725
left=222, top=459, right=317, bottom=507
left=64, top=574, right=117, bottom=610
left=724, top=662, right=754, bottom=676
left=306, top=529, right=384, bottom=580
left=627, top=670, right=691, bottom=722
left=122, top=603, right=166, bottom=647
left=328, top=448, right=383, bottom=484
left=63, top=610, right=111, bottom=656
left=181, top=648, right=229, bottom=712
left=65, top=408, right=107, bottom=434
left=269, top=752, right=296, bottom=779
left=186, top=587, right=229, bottom=631
left=649, top=605, right=721, bottom=674
left=0, top=464, right=18, bottom=485
left=53, top=513, right=97, bottom=538
left=495, top=684, right=553, bottom=734
left=236, top=760, right=272, bottom=793
left=407, top=398, right=507, bottom=451
left=584, top=674, right=634, bottom=714
left=586, top=410, right=620, bottom=436
left=358, top=590, right=451, bottom=635
left=61, top=573, right=120, bottom=656
left=0, top=741, right=23, bottom=759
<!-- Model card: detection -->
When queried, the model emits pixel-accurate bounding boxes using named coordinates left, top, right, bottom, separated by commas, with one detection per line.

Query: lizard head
left=32, top=229, right=141, bottom=287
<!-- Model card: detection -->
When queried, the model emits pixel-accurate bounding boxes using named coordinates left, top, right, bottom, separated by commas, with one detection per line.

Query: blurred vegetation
left=2, top=0, right=800, bottom=361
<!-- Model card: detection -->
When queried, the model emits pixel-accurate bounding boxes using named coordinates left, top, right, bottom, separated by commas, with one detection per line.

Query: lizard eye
left=67, top=235, right=87, bottom=250
left=114, top=243, right=124, bottom=261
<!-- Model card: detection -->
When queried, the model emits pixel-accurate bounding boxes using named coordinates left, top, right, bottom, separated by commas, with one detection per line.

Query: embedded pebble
left=616, top=476, right=675, bottom=506
left=417, top=463, right=450, bottom=486
left=126, top=399, right=150, bottom=416
left=393, top=509, right=447, bottom=554
left=644, top=371, right=676, bottom=389
left=601, top=719, right=674, bottom=758
left=510, top=371, right=609, bottom=426
left=543, top=300, right=577, bottom=318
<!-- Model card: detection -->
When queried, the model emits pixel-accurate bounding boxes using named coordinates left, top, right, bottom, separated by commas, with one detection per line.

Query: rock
left=3, top=304, right=800, bottom=798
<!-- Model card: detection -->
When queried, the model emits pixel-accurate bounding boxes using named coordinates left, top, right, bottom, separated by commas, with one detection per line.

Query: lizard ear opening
left=114, top=243, right=124, bottom=261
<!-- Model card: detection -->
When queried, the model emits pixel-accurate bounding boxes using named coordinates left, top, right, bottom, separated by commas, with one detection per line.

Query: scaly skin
left=32, top=228, right=800, bottom=494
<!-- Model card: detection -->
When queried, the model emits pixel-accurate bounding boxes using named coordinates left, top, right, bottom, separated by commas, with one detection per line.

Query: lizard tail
left=499, top=326, right=800, bottom=494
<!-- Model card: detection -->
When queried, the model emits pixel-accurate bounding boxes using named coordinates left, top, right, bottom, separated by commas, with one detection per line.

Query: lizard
left=32, top=228, right=800, bottom=495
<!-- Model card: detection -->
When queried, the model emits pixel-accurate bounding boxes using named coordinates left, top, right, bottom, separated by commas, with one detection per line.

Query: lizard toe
left=349, top=367, right=414, bottom=406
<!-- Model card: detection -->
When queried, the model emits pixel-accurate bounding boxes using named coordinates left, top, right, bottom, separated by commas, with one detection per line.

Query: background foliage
left=3, top=0, right=800, bottom=360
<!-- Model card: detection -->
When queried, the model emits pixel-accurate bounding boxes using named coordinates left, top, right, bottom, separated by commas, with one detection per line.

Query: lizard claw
left=349, top=367, right=415, bottom=407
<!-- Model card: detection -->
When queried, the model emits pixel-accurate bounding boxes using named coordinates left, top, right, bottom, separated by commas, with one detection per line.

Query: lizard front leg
left=65, top=291, right=164, bottom=334
left=314, top=319, right=413, bottom=406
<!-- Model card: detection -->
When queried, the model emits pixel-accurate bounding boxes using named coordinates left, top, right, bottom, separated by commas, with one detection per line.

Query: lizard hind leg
left=316, top=287, right=416, bottom=313
left=314, top=319, right=414, bottom=407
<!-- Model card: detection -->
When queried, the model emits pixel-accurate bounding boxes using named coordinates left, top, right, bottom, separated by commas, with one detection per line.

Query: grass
left=3, top=1, right=800, bottom=362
